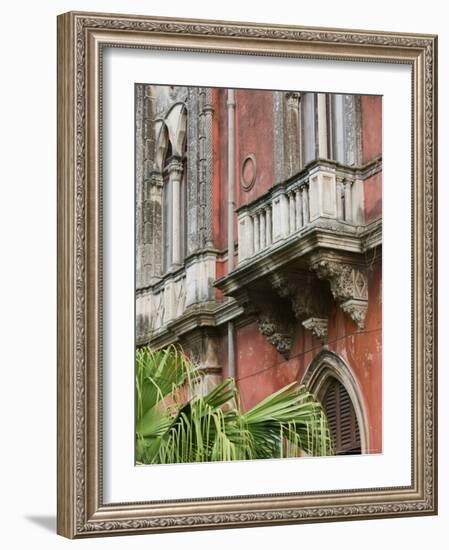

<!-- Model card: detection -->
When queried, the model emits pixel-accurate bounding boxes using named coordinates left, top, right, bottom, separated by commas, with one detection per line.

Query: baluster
left=280, top=192, right=290, bottom=237
left=260, top=211, right=266, bottom=249
left=238, top=215, right=247, bottom=262
left=302, top=184, right=310, bottom=225
left=247, top=214, right=254, bottom=258
left=272, top=198, right=279, bottom=241
left=266, top=206, right=272, bottom=246
left=253, top=214, right=260, bottom=253
left=345, top=180, right=353, bottom=223
left=289, top=192, right=296, bottom=234
left=295, top=189, right=302, bottom=229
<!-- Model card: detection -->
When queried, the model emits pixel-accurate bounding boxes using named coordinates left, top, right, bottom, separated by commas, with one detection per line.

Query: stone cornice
left=360, top=218, right=382, bottom=251
left=214, top=218, right=379, bottom=345
left=137, top=220, right=382, bottom=349
left=215, top=222, right=380, bottom=296
left=137, top=298, right=245, bottom=348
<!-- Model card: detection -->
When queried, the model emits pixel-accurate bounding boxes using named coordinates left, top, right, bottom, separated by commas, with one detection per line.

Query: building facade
left=135, top=84, right=382, bottom=455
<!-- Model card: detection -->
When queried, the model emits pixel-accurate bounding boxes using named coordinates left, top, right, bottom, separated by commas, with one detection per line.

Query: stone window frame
left=155, top=104, right=188, bottom=274
left=274, top=91, right=362, bottom=185
left=302, top=349, right=370, bottom=454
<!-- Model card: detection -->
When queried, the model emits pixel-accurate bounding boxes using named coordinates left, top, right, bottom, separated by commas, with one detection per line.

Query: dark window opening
left=322, top=378, right=361, bottom=455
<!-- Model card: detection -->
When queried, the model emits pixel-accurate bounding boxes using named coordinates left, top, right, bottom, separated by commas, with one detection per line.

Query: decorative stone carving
left=184, top=87, right=214, bottom=252
left=302, top=317, right=328, bottom=344
left=310, top=256, right=368, bottom=329
left=234, top=288, right=295, bottom=359
left=340, top=299, right=368, bottom=330
left=154, top=85, right=188, bottom=117
left=165, top=157, right=183, bottom=176
left=199, top=87, right=214, bottom=248
left=240, top=153, right=257, bottom=191
left=186, top=88, right=200, bottom=254
left=136, top=84, right=162, bottom=288
left=272, top=273, right=326, bottom=317
left=270, top=272, right=329, bottom=343
left=343, top=94, right=362, bottom=166
left=256, top=307, right=294, bottom=359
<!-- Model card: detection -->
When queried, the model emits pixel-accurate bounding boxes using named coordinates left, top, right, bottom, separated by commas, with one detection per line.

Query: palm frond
left=135, top=346, right=334, bottom=464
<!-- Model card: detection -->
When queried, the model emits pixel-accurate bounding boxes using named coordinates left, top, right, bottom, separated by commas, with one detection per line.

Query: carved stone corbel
left=310, top=255, right=368, bottom=330
left=256, top=304, right=295, bottom=359
left=236, top=287, right=295, bottom=359
left=302, top=317, right=328, bottom=344
left=270, top=272, right=329, bottom=344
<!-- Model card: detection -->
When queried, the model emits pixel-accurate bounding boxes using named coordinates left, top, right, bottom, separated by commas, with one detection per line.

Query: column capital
left=165, top=157, right=184, bottom=177
left=286, top=91, right=301, bottom=104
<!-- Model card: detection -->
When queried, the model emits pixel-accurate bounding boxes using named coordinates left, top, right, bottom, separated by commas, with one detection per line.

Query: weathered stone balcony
left=216, top=159, right=382, bottom=358
left=237, top=159, right=365, bottom=264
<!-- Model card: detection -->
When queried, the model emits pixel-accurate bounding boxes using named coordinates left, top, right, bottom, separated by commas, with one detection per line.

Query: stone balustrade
left=237, top=161, right=364, bottom=263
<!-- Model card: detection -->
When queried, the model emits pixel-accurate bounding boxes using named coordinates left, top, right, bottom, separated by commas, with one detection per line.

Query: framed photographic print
left=57, top=11, right=437, bottom=538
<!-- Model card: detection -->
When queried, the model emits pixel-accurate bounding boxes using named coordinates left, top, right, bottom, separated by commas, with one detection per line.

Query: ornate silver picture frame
left=57, top=11, right=437, bottom=538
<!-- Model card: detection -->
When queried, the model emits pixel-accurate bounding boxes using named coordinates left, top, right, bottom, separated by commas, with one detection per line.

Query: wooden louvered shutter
left=322, top=378, right=361, bottom=455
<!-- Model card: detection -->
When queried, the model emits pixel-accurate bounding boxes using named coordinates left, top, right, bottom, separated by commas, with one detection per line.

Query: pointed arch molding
left=302, top=350, right=369, bottom=453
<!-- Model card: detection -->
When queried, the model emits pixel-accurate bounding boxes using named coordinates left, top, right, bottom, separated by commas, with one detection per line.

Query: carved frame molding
left=57, top=11, right=437, bottom=538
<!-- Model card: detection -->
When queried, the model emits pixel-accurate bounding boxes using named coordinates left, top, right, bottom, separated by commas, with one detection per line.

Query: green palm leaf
left=135, top=346, right=333, bottom=464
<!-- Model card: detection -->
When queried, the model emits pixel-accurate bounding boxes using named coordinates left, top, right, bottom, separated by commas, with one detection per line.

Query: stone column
left=166, top=158, right=184, bottom=268
left=285, top=92, right=301, bottom=176
left=317, top=93, right=328, bottom=159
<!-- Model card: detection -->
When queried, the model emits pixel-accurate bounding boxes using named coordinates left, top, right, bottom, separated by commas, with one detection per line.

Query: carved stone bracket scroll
left=236, top=288, right=295, bottom=359
left=310, top=255, right=368, bottom=330
left=270, top=272, right=329, bottom=345
left=256, top=306, right=294, bottom=359
left=302, top=317, right=328, bottom=344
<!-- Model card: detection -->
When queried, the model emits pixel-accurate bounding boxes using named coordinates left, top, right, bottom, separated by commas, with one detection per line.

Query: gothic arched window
left=159, top=105, right=188, bottom=273
left=321, top=377, right=361, bottom=455
left=302, top=350, right=368, bottom=455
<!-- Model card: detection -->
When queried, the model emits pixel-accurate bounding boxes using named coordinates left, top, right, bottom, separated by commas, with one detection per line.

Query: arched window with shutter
left=302, top=350, right=368, bottom=455
left=321, top=377, right=361, bottom=455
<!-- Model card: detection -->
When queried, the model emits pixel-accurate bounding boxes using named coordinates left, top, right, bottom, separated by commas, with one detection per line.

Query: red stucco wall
left=234, top=89, right=275, bottom=208
left=364, top=172, right=382, bottom=224
left=213, top=88, right=275, bottom=251
left=361, top=95, right=382, bottom=163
